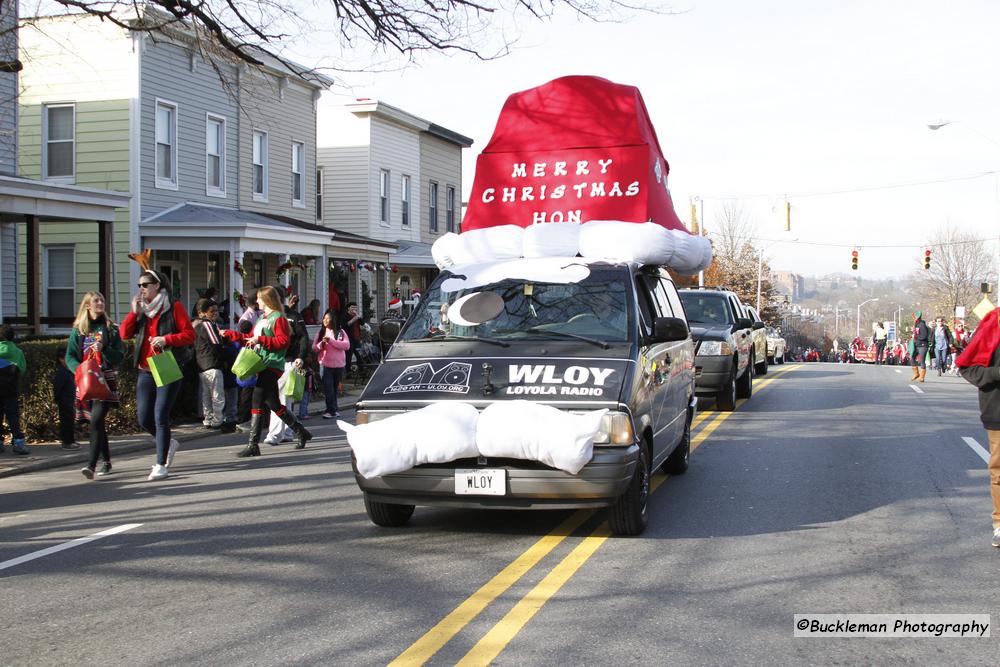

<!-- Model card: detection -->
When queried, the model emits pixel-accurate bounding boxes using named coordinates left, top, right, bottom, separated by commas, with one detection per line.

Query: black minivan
left=351, top=259, right=696, bottom=536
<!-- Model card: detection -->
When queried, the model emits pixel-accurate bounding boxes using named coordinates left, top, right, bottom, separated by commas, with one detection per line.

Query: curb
left=0, top=394, right=360, bottom=480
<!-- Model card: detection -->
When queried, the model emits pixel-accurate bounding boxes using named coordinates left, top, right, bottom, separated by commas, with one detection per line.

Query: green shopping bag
left=233, top=346, right=266, bottom=380
left=284, top=369, right=305, bottom=401
left=148, top=349, right=183, bottom=387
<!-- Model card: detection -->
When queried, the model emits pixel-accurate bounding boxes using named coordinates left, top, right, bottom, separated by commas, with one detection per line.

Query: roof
left=390, top=239, right=437, bottom=267
left=342, top=100, right=473, bottom=148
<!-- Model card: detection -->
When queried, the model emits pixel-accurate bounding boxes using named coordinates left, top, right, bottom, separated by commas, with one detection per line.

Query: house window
left=155, top=100, right=178, bottom=188
left=446, top=185, right=456, bottom=233
left=379, top=169, right=390, bottom=225
left=316, top=169, right=323, bottom=220
left=292, top=142, right=304, bottom=206
left=206, top=114, right=226, bottom=196
left=252, top=258, right=264, bottom=288
left=43, top=104, right=74, bottom=181
left=207, top=252, right=222, bottom=292
left=44, top=245, right=75, bottom=318
left=401, top=175, right=411, bottom=227
left=429, top=181, right=439, bottom=233
left=252, top=130, right=268, bottom=200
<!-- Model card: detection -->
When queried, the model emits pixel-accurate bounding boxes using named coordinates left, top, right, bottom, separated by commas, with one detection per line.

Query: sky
left=312, top=0, right=1000, bottom=280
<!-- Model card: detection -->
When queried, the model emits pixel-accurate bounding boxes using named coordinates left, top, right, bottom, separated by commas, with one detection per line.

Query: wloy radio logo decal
left=384, top=362, right=472, bottom=394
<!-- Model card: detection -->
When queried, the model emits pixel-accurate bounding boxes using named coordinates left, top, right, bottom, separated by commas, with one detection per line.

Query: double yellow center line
left=391, top=365, right=799, bottom=666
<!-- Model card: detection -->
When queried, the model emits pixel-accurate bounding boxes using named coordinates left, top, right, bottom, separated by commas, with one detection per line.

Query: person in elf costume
left=225, top=285, right=312, bottom=457
left=956, top=307, right=1000, bottom=548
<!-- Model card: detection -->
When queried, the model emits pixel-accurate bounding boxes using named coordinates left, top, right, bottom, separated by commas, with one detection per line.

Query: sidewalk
left=0, top=392, right=359, bottom=479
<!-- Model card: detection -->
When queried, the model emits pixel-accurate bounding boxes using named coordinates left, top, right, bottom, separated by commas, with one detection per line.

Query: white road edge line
left=0, top=523, right=143, bottom=572
left=961, top=436, right=991, bottom=465
left=909, top=385, right=924, bottom=394
left=894, top=369, right=902, bottom=373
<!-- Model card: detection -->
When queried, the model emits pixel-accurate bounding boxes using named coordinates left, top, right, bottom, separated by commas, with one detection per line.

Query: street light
left=856, top=298, right=879, bottom=339
left=927, top=119, right=1000, bottom=293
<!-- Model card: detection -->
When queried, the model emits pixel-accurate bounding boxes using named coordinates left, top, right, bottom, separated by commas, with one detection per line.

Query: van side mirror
left=379, top=320, right=402, bottom=344
left=735, top=318, right=752, bottom=331
left=651, top=316, right=689, bottom=343
left=752, top=321, right=765, bottom=330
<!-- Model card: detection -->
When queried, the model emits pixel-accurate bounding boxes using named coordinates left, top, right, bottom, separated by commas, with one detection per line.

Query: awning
left=390, top=238, right=437, bottom=268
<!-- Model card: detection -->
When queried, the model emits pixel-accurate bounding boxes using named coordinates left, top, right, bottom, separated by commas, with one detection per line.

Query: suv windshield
left=678, top=292, right=733, bottom=326
left=397, top=266, right=632, bottom=344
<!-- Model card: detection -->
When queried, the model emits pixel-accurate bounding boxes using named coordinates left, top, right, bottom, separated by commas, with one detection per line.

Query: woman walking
left=229, top=286, right=312, bottom=457
left=120, top=269, right=195, bottom=481
left=910, top=311, right=930, bottom=383
left=314, top=309, right=350, bottom=419
left=67, top=292, right=124, bottom=479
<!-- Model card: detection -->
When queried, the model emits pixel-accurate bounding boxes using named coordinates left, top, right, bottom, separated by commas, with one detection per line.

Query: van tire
left=609, top=442, right=650, bottom=536
left=716, top=369, right=737, bottom=411
left=363, top=494, right=415, bottom=527
left=736, top=359, right=753, bottom=399
left=755, top=355, right=768, bottom=376
left=662, top=412, right=691, bottom=475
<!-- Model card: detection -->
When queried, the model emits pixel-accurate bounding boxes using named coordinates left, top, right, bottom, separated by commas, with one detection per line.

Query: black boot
left=236, top=415, right=263, bottom=458
left=280, top=412, right=312, bottom=450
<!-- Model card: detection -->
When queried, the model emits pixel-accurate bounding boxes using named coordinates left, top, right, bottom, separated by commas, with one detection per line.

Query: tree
left=703, top=201, right=780, bottom=323
left=913, top=223, right=994, bottom=326
left=15, top=0, right=658, bottom=80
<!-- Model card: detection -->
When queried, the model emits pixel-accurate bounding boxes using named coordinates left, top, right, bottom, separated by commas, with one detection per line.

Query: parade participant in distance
left=314, top=309, right=350, bottom=419
left=873, top=321, right=888, bottom=365
left=910, top=311, right=930, bottom=382
left=120, top=269, right=195, bottom=481
left=228, top=286, right=312, bottom=457
left=66, top=291, right=124, bottom=479
left=956, top=307, right=1000, bottom=548
left=933, top=317, right=954, bottom=377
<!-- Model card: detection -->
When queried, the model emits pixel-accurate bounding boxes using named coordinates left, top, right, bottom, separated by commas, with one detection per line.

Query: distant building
left=772, top=270, right=804, bottom=302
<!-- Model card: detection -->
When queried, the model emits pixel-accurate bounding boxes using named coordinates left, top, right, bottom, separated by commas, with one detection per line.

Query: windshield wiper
left=406, top=334, right=510, bottom=347
left=520, top=327, right=611, bottom=349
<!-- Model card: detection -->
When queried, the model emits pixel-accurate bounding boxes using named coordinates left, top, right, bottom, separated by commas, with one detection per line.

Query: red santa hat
left=388, top=298, right=403, bottom=310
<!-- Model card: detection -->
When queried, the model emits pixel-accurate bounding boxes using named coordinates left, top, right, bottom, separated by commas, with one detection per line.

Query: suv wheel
left=717, top=368, right=737, bottom=411
left=662, top=410, right=691, bottom=475
left=609, top=442, right=650, bottom=536
left=755, top=354, right=768, bottom=376
left=363, top=493, right=415, bottom=527
left=736, top=358, right=753, bottom=399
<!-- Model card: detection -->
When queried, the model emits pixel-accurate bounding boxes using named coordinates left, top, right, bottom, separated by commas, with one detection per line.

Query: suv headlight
left=591, top=411, right=635, bottom=446
left=698, top=340, right=732, bottom=356
left=355, top=410, right=406, bottom=425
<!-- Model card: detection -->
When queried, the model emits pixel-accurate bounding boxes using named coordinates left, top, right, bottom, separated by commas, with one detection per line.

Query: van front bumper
left=694, top=355, right=734, bottom=394
left=355, top=445, right=639, bottom=510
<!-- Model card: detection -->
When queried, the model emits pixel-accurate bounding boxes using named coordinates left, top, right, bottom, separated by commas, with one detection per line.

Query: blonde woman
left=66, top=292, right=124, bottom=479
left=225, top=285, right=312, bottom=457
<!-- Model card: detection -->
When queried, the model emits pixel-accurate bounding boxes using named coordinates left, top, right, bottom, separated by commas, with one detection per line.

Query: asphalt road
left=2, top=363, right=998, bottom=665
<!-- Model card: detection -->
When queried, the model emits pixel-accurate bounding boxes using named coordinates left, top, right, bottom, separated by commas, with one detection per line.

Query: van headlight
left=592, top=411, right=635, bottom=446
left=698, top=340, right=732, bottom=356
left=355, top=410, right=406, bottom=425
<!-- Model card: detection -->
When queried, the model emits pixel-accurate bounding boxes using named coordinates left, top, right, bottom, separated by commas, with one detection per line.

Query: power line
left=709, top=232, right=998, bottom=250
left=698, top=170, right=999, bottom=200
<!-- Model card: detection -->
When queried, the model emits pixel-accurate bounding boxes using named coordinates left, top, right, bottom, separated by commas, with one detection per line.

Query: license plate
left=454, top=468, right=506, bottom=496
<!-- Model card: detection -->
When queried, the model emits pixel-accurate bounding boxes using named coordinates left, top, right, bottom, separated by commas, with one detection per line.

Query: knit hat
left=388, top=298, right=402, bottom=310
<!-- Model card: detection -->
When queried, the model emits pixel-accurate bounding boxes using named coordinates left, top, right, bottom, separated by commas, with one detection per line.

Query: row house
left=14, top=7, right=394, bottom=329
left=0, top=0, right=129, bottom=333
left=317, top=100, right=472, bottom=317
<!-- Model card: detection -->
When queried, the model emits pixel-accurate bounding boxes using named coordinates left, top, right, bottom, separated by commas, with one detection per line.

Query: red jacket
left=121, top=300, right=196, bottom=370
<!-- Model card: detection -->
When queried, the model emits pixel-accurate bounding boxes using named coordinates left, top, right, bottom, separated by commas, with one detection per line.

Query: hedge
left=7, top=337, right=203, bottom=442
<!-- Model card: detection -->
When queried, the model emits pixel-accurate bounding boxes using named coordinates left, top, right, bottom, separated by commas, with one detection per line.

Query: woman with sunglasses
left=226, top=285, right=312, bottom=457
left=120, top=270, right=195, bottom=481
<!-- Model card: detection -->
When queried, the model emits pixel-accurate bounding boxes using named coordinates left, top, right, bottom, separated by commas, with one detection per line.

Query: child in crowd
left=193, top=298, right=227, bottom=429
left=297, top=350, right=318, bottom=420
left=0, top=324, right=28, bottom=455
left=53, top=346, right=80, bottom=450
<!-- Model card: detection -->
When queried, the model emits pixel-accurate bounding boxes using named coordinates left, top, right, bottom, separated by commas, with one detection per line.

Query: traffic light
left=851, top=249, right=859, bottom=270
left=923, top=248, right=931, bottom=270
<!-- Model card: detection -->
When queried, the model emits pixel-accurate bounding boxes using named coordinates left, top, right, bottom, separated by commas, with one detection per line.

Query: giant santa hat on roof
left=462, top=75, right=687, bottom=232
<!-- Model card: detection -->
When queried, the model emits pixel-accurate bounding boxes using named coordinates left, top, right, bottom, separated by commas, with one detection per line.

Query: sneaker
left=220, top=422, right=237, bottom=434
left=81, top=467, right=95, bottom=480
left=11, top=439, right=29, bottom=455
left=148, top=464, right=169, bottom=481
left=97, top=462, right=112, bottom=477
left=61, top=442, right=81, bottom=451
left=262, top=438, right=281, bottom=447
left=333, top=411, right=340, bottom=418
left=300, top=414, right=312, bottom=421
left=993, top=528, right=1000, bottom=548
left=166, top=438, right=180, bottom=467
left=204, top=423, right=221, bottom=430
left=322, top=412, right=335, bottom=419
left=235, top=421, right=252, bottom=433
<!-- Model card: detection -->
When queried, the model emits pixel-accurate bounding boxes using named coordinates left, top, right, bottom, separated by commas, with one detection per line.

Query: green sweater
left=65, top=318, right=125, bottom=372
left=0, top=340, right=26, bottom=374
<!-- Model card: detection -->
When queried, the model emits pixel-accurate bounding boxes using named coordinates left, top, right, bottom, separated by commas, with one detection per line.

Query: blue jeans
left=297, top=390, right=311, bottom=418
left=936, top=346, right=949, bottom=372
left=322, top=366, right=344, bottom=414
left=136, top=371, right=181, bottom=466
left=0, top=397, right=24, bottom=440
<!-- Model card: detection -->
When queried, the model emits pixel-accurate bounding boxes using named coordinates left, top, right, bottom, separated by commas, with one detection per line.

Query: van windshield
left=678, top=292, right=733, bottom=326
left=397, top=267, right=632, bottom=344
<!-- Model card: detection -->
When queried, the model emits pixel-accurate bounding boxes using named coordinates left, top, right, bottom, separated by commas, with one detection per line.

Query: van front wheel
left=609, top=443, right=650, bottom=536
left=363, top=494, right=415, bottom=527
